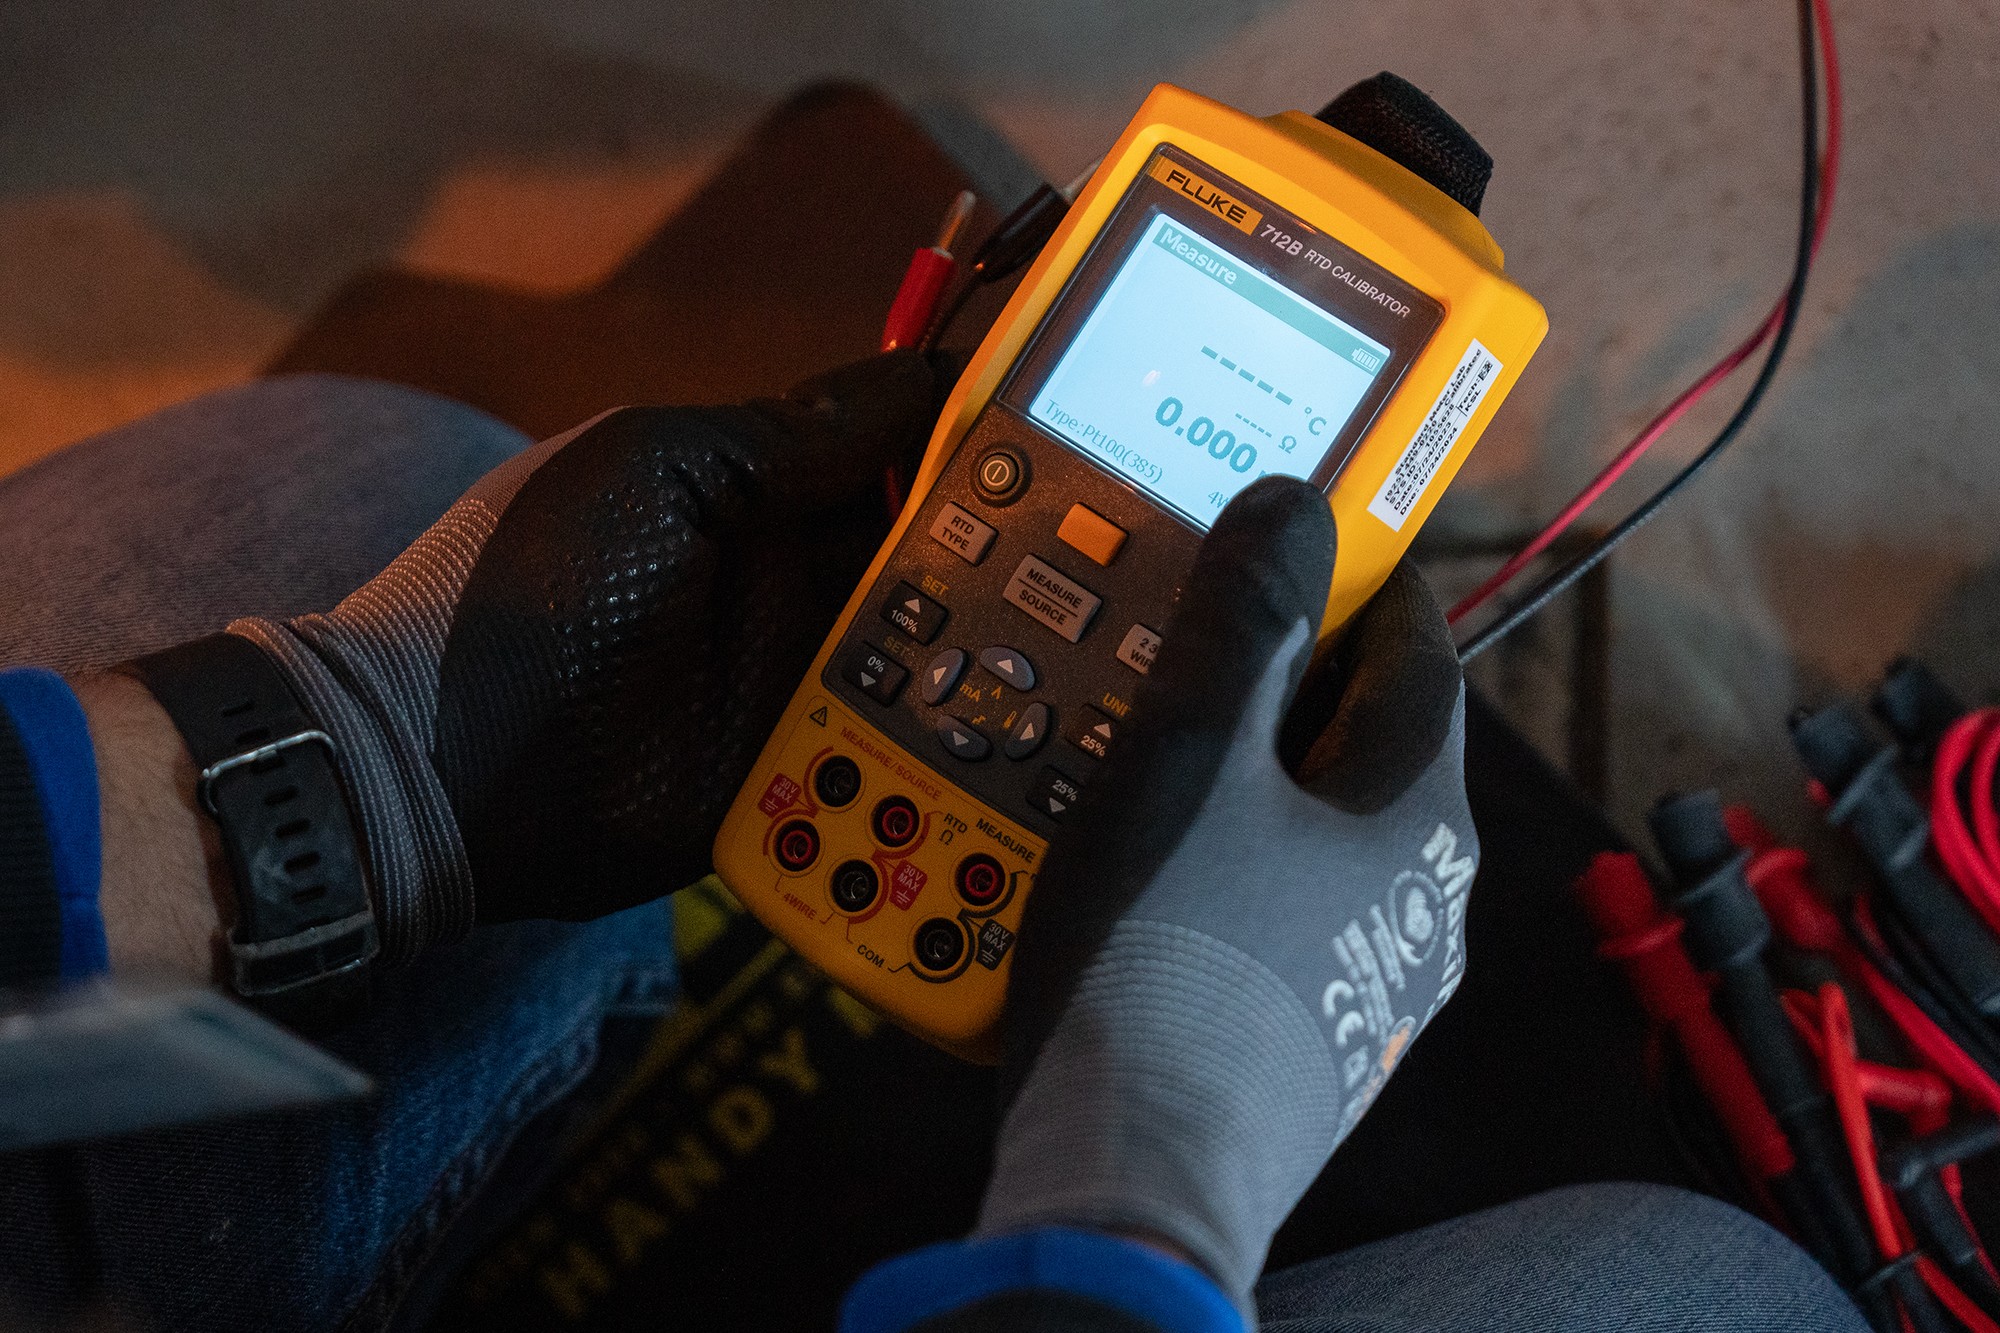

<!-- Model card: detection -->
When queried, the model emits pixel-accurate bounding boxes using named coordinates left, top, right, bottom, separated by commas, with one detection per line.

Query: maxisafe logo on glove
left=714, top=83, right=1546, bottom=1061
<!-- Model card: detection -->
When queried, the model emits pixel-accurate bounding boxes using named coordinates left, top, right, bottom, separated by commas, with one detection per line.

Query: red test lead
left=881, top=189, right=977, bottom=354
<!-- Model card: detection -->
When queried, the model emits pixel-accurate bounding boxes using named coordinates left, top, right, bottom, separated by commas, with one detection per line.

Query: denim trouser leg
left=0, top=376, right=678, bottom=1332
left=1257, top=1182, right=1868, bottom=1332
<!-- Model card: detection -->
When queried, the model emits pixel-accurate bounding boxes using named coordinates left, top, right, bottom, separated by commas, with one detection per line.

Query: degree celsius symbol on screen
left=1030, top=210, right=1389, bottom=529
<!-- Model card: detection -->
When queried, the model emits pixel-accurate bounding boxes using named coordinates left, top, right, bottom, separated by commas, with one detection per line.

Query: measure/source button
left=973, top=447, right=1030, bottom=505
left=928, top=502, right=996, bottom=565
left=1003, top=555, right=1102, bottom=644
left=1057, top=504, right=1128, bottom=566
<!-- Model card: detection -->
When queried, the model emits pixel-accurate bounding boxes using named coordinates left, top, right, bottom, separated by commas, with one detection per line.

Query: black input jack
left=828, top=859, right=881, bottom=914
left=813, top=755, right=863, bottom=809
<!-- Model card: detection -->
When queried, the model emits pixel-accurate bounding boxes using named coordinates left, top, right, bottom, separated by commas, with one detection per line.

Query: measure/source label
left=1367, top=340, right=1502, bottom=532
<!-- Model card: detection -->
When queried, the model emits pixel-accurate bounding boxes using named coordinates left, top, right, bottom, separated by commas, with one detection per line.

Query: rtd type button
left=928, top=502, right=997, bottom=565
left=1003, top=555, right=1102, bottom=644
left=1056, top=504, right=1128, bottom=566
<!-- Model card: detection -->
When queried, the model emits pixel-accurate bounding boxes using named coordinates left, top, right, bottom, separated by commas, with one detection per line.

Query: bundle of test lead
left=1580, top=658, right=2000, bottom=1332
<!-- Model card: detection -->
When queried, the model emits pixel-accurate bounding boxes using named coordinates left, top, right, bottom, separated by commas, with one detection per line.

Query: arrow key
left=1004, top=701, right=1050, bottom=760
left=1026, top=765, right=1083, bottom=822
left=1062, top=705, right=1118, bottom=762
left=921, top=647, right=968, bottom=706
left=937, top=717, right=992, bottom=762
left=978, top=645, right=1037, bottom=690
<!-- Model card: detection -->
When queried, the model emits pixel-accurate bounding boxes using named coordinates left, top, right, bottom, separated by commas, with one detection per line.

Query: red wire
left=1447, top=0, right=1844, bottom=627
left=1813, top=984, right=2000, bottom=1333
left=1932, top=710, right=2000, bottom=933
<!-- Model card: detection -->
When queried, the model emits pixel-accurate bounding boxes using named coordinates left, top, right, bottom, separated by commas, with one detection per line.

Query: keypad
left=824, top=401, right=1201, bottom=837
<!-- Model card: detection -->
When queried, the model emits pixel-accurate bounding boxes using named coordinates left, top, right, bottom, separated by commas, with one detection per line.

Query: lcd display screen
left=1026, top=211, right=1392, bottom=529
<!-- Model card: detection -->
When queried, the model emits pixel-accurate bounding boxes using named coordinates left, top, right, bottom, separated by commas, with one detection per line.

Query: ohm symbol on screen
left=1280, top=435, right=1298, bottom=453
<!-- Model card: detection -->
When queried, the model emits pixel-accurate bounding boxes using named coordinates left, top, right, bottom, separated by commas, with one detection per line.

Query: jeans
left=1257, top=1182, right=1866, bottom=1331
left=0, top=376, right=678, bottom=1333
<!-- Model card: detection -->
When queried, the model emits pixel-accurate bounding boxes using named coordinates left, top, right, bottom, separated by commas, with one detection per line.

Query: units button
left=1027, top=766, right=1083, bottom=821
left=937, top=718, right=992, bottom=762
left=973, top=447, right=1030, bottom=505
left=1057, top=503, right=1128, bottom=566
left=1004, top=701, right=1050, bottom=760
left=880, top=581, right=949, bottom=644
left=1003, top=555, right=1102, bottom=644
left=928, top=502, right=997, bottom=565
left=1063, top=707, right=1117, bottom=762
left=978, top=646, right=1036, bottom=690
left=840, top=644, right=908, bottom=704
left=1116, top=624, right=1162, bottom=674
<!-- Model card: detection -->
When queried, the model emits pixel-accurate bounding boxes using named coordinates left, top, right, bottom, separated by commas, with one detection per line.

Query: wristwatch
left=129, top=634, right=377, bottom=1030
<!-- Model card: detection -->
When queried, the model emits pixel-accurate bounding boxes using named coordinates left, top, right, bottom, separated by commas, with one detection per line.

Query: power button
left=973, top=446, right=1030, bottom=506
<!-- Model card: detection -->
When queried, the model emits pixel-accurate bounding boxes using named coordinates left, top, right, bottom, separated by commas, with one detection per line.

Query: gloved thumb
left=1005, top=475, right=1336, bottom=1067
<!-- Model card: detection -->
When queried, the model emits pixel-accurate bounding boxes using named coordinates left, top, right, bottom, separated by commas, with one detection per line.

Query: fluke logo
left=1149, top=159, right=1263, bottom=234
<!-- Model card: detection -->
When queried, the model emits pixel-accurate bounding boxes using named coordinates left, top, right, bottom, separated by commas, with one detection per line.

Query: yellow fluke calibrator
left=715, top=78, right=1547, bottom=1060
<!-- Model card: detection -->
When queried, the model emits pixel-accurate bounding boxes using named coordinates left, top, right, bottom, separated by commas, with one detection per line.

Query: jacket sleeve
left=840, top=1227, right=1243, bottom=1333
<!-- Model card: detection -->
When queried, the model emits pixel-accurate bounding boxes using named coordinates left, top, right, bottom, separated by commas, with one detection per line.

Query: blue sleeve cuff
left=839, top=1227, right=1244, bottom=1333
left=0, top=668, right=106, bottom=980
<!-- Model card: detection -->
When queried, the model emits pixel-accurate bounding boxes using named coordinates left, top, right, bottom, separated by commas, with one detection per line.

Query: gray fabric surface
left=229, top=420, right=582, bottom=960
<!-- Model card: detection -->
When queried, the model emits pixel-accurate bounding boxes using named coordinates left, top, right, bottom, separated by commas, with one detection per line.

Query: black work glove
left=229, top=351, right=950, bottom=959
left=975, top=476, right=1476, bottom=1321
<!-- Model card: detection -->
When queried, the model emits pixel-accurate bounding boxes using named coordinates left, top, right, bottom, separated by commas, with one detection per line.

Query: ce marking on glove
left=1319, top=821, right=1476, bottom=1056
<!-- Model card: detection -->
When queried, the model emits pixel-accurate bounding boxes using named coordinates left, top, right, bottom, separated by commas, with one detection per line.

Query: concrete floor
left=4, top=0, right=1998, bottom=844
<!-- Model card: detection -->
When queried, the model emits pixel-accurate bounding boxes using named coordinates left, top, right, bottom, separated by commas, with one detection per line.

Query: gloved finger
left=1278, top=558, right=1463, bottom=814
left=1004, top=476, right=1335, bottom=1065
left=724, top=348, right=962, bottom=518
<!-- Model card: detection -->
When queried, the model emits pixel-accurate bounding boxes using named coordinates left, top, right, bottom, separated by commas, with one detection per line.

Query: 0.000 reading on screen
left=1029, top=212, right=1389, bottom=529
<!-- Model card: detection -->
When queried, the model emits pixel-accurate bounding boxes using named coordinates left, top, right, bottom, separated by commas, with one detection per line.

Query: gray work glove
left=225, top=352, right=949, bottom=960
left=976, top=476, right=1476, bottom=1322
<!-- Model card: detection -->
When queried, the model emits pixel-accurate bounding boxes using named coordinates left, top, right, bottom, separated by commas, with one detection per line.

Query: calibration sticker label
left=1147, top=157, right=1263, bottom=234
left=1367, top=340, right=1502, bottom=531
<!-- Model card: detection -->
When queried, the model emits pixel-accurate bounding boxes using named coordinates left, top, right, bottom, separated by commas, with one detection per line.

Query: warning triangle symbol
left=809, top=706, right=828, bottom=726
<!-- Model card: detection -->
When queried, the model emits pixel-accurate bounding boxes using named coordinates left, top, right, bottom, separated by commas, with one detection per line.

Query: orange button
left=1056, top=504, right=1127, bottom=566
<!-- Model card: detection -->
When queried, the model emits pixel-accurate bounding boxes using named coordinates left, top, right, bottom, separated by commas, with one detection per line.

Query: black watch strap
left=129, top=634, right=377, bottom=1030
